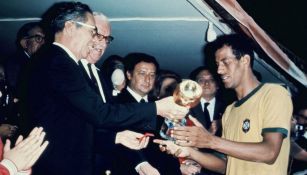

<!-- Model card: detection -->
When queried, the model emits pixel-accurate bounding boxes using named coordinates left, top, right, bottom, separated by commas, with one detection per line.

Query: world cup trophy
left=160, top=79, right=202, bottom=172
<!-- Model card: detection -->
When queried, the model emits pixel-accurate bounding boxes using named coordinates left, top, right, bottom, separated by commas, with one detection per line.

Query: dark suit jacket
left=114, top=88, right=180, bottom=175
left=190, top=97, right=226, bottom=132
left=26, top=44, right=157, bottom=175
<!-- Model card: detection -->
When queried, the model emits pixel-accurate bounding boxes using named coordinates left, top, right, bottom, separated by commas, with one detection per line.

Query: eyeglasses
left=73, top=21, right=97, bottom=37
left=197, top=78, right=215, bottom=85
left=24, top=34, right=45, bottom=43
left=96, top=33, right=114, bottom=44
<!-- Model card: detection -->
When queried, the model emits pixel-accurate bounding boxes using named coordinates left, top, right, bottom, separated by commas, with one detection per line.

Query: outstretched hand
left=116, top=130, right=150, bottom=150
left=155, top=96, right=189, bottom=120
left=3, top=127, right=49, bottom=171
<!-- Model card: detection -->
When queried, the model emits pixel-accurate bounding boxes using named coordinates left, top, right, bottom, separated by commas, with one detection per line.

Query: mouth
left=220, top=75, right=230, bottom=83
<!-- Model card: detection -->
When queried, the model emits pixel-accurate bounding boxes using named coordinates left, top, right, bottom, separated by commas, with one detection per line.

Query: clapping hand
left=3, top=127, right=49, bottom=171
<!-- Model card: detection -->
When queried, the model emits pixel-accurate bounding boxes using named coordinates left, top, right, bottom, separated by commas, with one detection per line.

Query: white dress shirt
left=80, top=59, right=106, bottom=103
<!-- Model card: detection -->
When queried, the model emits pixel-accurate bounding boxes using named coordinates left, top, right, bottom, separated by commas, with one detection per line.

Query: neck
left=202, top=96, right=214, bottom=101
left=235, top=71, right=260, bottom=100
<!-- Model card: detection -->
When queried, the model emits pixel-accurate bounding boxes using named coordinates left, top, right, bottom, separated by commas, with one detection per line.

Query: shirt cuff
left=135, top=161, right=149, bottom=173
left=17, top=169, right=32, bottom=175
left=1, top=159, right=18, bottom=175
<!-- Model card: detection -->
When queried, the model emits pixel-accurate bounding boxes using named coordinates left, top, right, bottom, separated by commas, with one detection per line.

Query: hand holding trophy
left=160, top=79, right=202, bottom=140
left=159, top=79, right=202, bottom=173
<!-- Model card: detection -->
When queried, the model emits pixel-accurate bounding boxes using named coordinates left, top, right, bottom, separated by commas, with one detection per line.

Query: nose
left=144, top=75, right=151, bottom=83
left=217, top=64, right=224, bottom=75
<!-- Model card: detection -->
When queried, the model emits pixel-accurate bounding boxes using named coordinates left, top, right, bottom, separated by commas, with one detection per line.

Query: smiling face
left=87, top=15, right=111, bottom=64
left=215, top=45, right=244, bottom=90
left=127, top=61, right=156, bottom=97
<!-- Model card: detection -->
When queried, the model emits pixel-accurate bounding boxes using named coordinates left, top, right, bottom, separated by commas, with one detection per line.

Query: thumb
left=188, top=115, right=204, bottom=127
left=4, top=139, right=11, bottom=152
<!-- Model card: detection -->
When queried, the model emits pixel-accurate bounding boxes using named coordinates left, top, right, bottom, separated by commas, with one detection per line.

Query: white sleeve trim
left=1, top=159, right=18, bottom=175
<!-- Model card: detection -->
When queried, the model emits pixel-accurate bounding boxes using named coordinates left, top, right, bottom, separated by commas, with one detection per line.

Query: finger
left=138, top=136, right=146, bottom=149
left=143, top=137, right=149, bottom=148
left=15, top=135, right=23, bottom=145
left=26, top=141, right=49, bottom=169
left=4, top=139, right=11, bottom=152
left=159, top=144, right=167, bottom=152
left=153, top=139, right=165, bottom=145
left=29, top=127, right=43, bottom=137
left=175, top=139, right=193, bottom=147
left=188, top=115, right=204, bottom=127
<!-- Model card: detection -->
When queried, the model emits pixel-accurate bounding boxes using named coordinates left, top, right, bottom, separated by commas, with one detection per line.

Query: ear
left=126, top=71, right=132, bottom=80
left=240, top=54, right=251, bottom=67
left=20, top=38, right=28, bottom=49
left=63, top=21, right=75, bottom=37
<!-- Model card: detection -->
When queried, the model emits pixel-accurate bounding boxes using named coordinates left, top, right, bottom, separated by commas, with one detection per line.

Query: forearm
left=211, top=133, right=283, bottom=164
left=188, top=148, right=226, bottom=174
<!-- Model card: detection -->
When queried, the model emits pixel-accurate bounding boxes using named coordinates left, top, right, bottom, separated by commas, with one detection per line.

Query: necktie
left=87, top=63, right=100, bottom=95
left=140, top=98, right=146, bottom=103
left=203, top=102, right=211, bottom=129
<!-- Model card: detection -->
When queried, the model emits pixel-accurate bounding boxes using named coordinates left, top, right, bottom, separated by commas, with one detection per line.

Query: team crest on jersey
left=242, top=119, right=250, bottom=133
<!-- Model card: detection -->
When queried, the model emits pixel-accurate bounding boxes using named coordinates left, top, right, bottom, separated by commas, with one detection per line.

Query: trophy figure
left=160, top=79, right=202, bottom=172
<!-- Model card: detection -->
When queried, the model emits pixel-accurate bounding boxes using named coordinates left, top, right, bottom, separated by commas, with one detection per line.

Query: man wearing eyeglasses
left=5, top=22, right=45, bottom=96
left=24, top=2, right=188, bottom=175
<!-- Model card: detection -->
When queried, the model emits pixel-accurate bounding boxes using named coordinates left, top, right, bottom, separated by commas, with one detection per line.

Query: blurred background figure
left=189, top=66, right=226, bottom=136
left=5, top=22, right=45, bottom=96
left=101, top=55, right=126, bottom=98
left=289, top=98, right=307, bottom=175
left=0, top=64, right=18, bottom=141
left=151, top=69, right=181, bottom=99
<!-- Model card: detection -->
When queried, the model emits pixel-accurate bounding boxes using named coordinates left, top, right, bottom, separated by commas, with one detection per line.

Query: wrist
left=1, top=159, right=18, bottom=175
left=115, top=132, right=122, bottom=144
left=155, top=101, right=161, bottom=116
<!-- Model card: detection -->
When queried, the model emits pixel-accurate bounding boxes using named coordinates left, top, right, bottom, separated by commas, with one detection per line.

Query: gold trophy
left=160, top=79, right=202, bottom=139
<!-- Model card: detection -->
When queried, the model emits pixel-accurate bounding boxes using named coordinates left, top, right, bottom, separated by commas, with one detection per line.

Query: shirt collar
left=53, top=42, right=79, bottom=64
left=201, top=97, right=216, bottom=107
left=127, top=86, right=148, bottom=102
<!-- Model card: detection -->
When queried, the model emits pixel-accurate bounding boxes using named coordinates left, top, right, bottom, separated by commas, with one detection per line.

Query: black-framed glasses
left=24, top=34, right=45, bottom=43
left=73, top=21, right=97, bottom=37
left=96, top=33, right=114, bottom=44
left=197, top=78, right=215, bottom=85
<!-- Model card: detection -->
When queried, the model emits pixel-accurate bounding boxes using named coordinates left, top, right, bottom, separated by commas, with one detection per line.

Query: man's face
left=215, top=45, right=244, bottom=89
left=72, top=12, right=97, bottom=59
left=127, top=61, right=156, bottom=97
left=297, top=109, right=307, bottom=126
left=87, top=16, right=111, bottom=64
left=196, top=70, right=217, bottom=100
left=22, top=26, right=45, bottom=56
